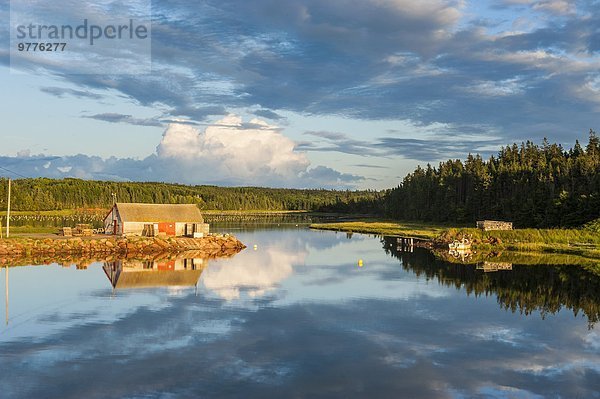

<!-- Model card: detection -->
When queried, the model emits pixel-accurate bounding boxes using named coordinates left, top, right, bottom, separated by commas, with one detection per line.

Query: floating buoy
left=253, top=244, right=258, bottom=251
left=358, top=259, right=364, bottom=267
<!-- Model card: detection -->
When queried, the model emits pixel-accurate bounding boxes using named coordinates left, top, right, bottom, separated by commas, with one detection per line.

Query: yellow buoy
left=358, top=259, right=364, bottom=267
left=253, top=244, right=258, bottom=251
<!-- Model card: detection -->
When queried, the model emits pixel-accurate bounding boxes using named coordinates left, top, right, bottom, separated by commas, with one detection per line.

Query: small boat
left=449, top=238, right=471, bottom=250
left=449, top=248, right=472, bottom=261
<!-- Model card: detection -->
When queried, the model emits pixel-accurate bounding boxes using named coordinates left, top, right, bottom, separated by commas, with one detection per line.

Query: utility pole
left=5, top=178, right=10, bottom=238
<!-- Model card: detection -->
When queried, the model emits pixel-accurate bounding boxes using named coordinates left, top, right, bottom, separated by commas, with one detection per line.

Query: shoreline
left=0, top=234, right=246, bottom=265
left=310, top=221, right=600, bottom=260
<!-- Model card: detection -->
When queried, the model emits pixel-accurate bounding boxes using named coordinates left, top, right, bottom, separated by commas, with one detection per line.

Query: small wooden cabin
left=103, top=203, right=209, bottom=237
left=476, top=220, right=513, bottom=231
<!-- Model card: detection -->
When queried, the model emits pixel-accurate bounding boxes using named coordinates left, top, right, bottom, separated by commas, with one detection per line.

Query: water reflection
left=382, top=236, right=600, bottom=327
left=0, top=229, right=598, bottom=399
left=476, top=261, right=513, bottom=272
left=201, top=245, right=305, bottom=300
left=103, top=254, right=207, bottom=290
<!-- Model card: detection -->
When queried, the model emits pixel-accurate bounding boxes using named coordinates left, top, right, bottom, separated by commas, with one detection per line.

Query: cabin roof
left=114, top=203, right=204, bottom=223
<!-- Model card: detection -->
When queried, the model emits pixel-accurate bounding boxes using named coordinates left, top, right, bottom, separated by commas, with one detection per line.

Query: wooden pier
left=396, top=236, right=416, bottom=252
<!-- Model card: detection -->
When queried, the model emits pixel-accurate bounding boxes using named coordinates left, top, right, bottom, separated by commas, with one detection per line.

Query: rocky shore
left=0, top=234, right=246, bottom=266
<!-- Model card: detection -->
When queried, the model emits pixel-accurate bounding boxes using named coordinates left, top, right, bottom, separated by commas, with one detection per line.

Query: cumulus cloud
left=157, top=115, right=310, bottom=182
left=0, top=115, right=363, bottom=188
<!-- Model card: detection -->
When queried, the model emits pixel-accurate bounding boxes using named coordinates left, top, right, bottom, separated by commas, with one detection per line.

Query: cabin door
left=157, top=260, right=176, bottom=270
left=158, top=222, right=176, bottom=236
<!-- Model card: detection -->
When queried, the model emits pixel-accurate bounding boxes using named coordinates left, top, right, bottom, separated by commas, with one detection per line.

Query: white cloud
left=464, top=78, right=526, bottom=97
left=503, top=0, right=576, bottom=15
left=0, top=115, right=362, bottom=188
left=157, top=115, right=310, bottom=182
left=374, top=0, right=464, bottom=24
left=533, top=0, right=575, bottom=15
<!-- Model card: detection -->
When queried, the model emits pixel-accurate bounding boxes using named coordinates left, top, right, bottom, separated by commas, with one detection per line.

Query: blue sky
left=0, top=0, right=599, bottom=189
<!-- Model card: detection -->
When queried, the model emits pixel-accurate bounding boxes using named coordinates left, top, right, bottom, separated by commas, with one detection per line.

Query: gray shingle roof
left=115, top=203, right=204, bottom=223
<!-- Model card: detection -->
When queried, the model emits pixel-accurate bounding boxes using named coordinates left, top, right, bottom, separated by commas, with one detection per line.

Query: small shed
left=476, top=220, right=513, bottom=231
left=103, top=203, right=209, bottom=237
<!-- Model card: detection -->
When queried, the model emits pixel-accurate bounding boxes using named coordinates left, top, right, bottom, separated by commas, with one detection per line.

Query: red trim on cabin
left=157, top=260, right=176, bottom=270
left=103, top=204, right=116, bottom=221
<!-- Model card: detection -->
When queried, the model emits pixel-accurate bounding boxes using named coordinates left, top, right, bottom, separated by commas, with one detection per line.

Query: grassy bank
left=202, top=210, right=309, bottom=215
left=309, top=220, right=451, bottom=240
left=435, top=248, right=600, bottom=268
left=439, top=227, right=600, bottom=246
left=310, top=220, right=600, bottom=258
left=438, top=227, right=600, bottom=259
left=1, top=226, right=59, bottom=235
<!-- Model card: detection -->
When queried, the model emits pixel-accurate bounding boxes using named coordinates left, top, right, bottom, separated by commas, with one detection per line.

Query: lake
left=1, top=224, right=599, bottom=398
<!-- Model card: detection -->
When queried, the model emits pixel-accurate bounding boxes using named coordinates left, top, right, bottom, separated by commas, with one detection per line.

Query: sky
left=0, top=0, right=599, bottom=189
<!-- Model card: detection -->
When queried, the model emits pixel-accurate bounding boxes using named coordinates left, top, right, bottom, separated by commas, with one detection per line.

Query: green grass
left=438, top=227, right=600, bottom=255
left=310, top=220, right=600, bottom=258
left=436, top=248, right=600, bottom=268
left=310, top=220, right=451, bottom=240
left=1, top=226, right=60, bottom=235
left=202, top=210, right=309, bottom=214
left=7, top=209, right=105, bottom=216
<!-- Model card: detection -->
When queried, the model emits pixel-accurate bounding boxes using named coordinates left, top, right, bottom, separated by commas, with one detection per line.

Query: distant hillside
left=0, top=178, right=385, bottom=213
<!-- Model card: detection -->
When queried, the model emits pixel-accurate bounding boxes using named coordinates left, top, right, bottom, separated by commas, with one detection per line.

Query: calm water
left=1, top=226, right=599, bottom=399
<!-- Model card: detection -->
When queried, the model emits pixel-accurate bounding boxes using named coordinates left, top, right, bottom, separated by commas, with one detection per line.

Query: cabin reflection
left=476, top=261, right=513, bottom=272
left=103, top=255, right=207, bottom=289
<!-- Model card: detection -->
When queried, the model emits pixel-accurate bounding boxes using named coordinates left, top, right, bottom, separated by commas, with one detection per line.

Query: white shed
left=103, top=203, right=209, bottom=237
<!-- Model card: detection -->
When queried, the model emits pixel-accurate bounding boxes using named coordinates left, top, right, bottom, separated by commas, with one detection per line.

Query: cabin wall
left=476, top=220, right=513, bottom=231
left=121, top=221, right=207, bottom=236
left=175, top=223, right=186, bottom=237
left=122, top=222, right=147, bottom=236
left=103, top=217, right=113, bottom=235
left=104, top=204, right=209, bottom=236
left=103, top=206, right=122, bottom=235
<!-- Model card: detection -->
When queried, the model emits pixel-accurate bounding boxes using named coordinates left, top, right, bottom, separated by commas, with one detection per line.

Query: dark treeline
left=0, top=178, right=383, bottom=212
left=386, top=130, right=600, bottom=227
